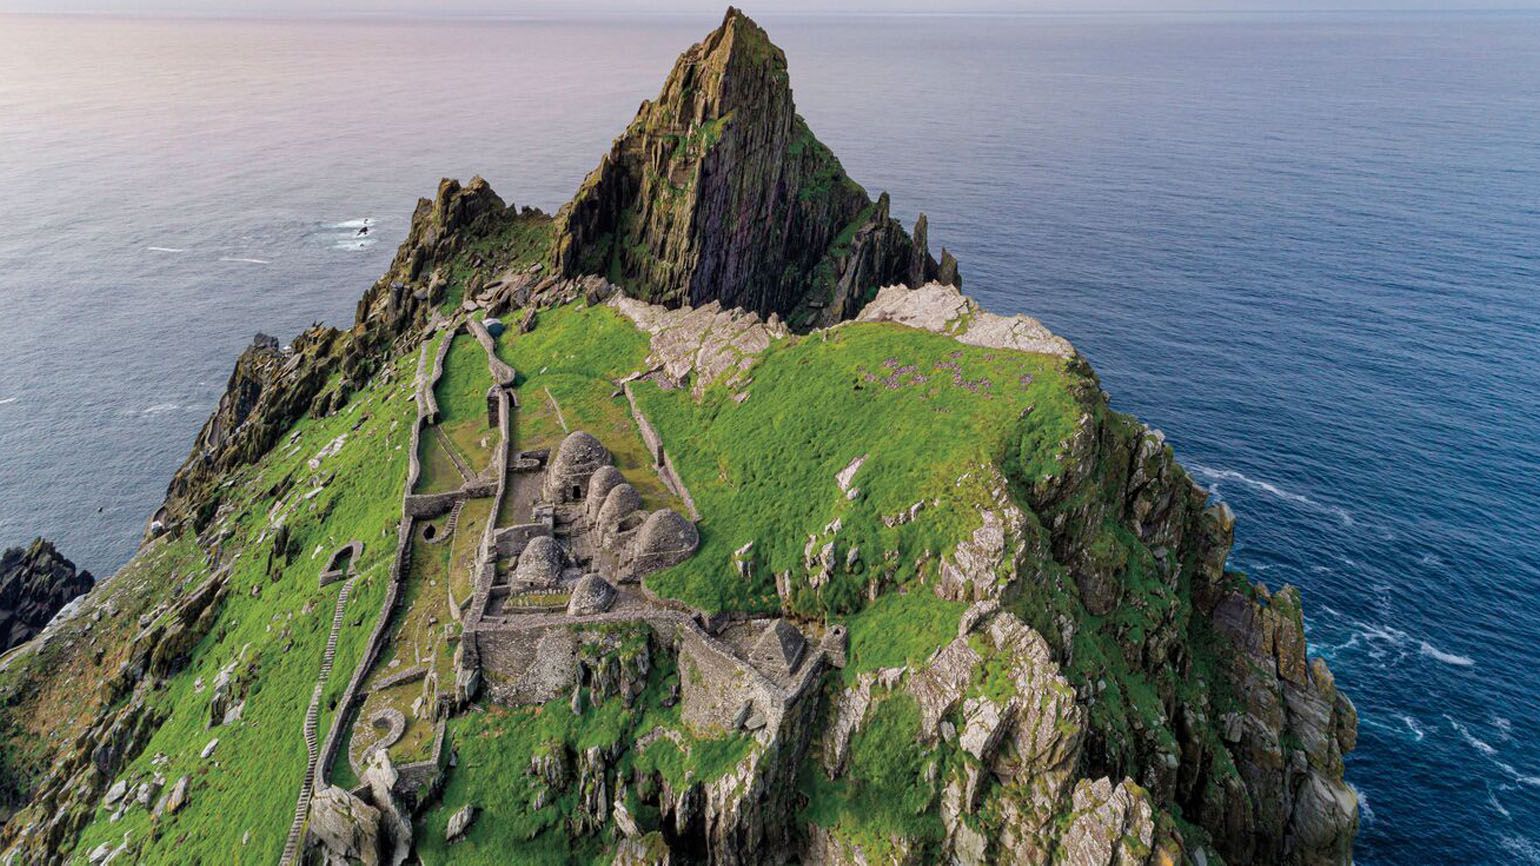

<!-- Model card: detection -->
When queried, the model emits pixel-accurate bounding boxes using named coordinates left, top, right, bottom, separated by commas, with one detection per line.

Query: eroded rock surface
left=0, top=539, right=93, bottom=653
left=552, top=8, right=949, bottom=328
left=856, top=281, right=1076, bottom=359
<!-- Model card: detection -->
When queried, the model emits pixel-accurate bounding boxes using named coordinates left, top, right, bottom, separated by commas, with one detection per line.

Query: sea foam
left=1189, top=464, right=1354, bottom=527
left=1419, top=641, right=1475, bottom=667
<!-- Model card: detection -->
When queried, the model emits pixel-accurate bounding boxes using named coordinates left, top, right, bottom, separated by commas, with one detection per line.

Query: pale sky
left=4, top=0, right=1536, bottom=14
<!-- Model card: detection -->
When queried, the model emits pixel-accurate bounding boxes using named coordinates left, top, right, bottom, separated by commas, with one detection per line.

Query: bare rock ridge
left=0, top=539, right=93, bottom=654
left=551, top=7, right=954, bottom=328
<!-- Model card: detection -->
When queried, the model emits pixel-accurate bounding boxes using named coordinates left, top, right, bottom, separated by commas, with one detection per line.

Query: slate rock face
left=0, top=538, right=93, bottom=653
left=551, top=7, right=952, bottom=328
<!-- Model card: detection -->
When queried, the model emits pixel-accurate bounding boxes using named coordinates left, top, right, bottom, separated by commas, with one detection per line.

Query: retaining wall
left=622, top=382, right=699, bottom=519
left=402, top=480, right=497, bottom=519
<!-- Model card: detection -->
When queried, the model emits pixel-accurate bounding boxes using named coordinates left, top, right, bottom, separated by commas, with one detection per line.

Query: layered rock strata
left=551, top=7, right=954, bottom=328
left=0, top=539, right=93, bottom=654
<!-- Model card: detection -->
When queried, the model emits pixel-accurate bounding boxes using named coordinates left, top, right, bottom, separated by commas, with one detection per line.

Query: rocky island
left=0, top=9, right=1356, bottom=866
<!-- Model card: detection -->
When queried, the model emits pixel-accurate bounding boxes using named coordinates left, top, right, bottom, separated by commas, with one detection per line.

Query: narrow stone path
left=279, top=576, right=355, bottom=866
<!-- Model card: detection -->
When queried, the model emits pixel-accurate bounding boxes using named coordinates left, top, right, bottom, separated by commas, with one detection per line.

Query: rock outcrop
left=156, top=328, right=347, bottom=537
left=1009, top=393, right=1359, bottom=866
left=551, top=8, right=952, bottom=329
left=0, top=539, right=93, bottom=653
left=856, top=281, right=1076, bottom=359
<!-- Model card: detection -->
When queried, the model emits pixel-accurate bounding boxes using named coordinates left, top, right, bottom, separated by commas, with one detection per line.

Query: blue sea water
left=1, top=10, right=1536, bottom=862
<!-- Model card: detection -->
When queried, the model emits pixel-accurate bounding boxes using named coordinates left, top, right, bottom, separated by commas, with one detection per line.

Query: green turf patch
left=70, top=356, right=417, bottom=864
left=800, top=691, right=943, bottom=859
left=633, top=321, right=1080, bottom=615
left=843, top=590, right=965, bottom=680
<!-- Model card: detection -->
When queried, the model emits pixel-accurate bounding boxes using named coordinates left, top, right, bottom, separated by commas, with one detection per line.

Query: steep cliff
left=155, top=177, right=548, bottom=538
left=0, top=539, right=92, bottom=654
left=0, top=10, right=1355, bottom=866
left=551, top=7, right=952, bottom=328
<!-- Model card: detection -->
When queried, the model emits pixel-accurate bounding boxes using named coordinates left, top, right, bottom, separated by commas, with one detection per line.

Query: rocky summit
left=0, top=9, right=1355, bottom=866
left=552, top=7, right=955, bottom=329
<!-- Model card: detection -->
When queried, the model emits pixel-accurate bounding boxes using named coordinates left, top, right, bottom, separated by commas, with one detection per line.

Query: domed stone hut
left=584, top=465, right=626, bottom=522
left=543, top=431, right=613, bottom=504
left=596, top=483, right=644, bottom=544
left=629, top=509, right=699, bottom=576
left=566, top=574, right=616, bottom=616
left=513, top=535, right=564, bottom=589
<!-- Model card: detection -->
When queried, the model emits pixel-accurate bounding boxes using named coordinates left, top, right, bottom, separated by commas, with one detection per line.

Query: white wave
left=1502, top=835, right=1540, bottom=864
left=1348, top=783, right=1373, bottom=824
left=1489, top=785, right=1512, bottom=819
left=1419, top=552, right=1444, bottom=567
left=1190, top=464, right=1353, bottom=526
left=220, top=257, right=271, bottom=264
left=0, top=397, right=16, bottom=405
left=1399, top=714, right=1425, bottom=742
left=139, top=402, right=184, bottom=416
left=146, top=246, right=186, bottom=253
left=1495, top=716, right=1513, bottom=739
left=1448, top=716, right=1498, bottom=756
left=1447, top=717, right=1540, bottom=791
left=1419, top=640, right=1475, bottom=667
left=331, top=218, right=374, bottom=229
left=1352, top=621, right=1410, bottom=662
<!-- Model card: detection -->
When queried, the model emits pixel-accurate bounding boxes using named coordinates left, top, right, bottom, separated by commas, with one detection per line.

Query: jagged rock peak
left=0, top=538, right=93, bottom=653
left=551, top=6, right=952, bottom=329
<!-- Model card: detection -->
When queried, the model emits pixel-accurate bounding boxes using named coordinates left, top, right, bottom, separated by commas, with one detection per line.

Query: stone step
left=279, top=575, right=358, bottom=866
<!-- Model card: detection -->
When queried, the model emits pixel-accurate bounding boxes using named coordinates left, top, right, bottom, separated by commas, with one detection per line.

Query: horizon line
left=4, top=6, right=1539, bottom=21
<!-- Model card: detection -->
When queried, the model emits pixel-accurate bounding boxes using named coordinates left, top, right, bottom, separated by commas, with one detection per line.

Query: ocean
left=0, top=10, right=1536, bottom=862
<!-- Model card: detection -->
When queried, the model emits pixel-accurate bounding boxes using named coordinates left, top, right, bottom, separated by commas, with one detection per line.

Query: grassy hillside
left=66, top=357, right=417, bottom=864
left=632, top=321, right=1081, bottom=615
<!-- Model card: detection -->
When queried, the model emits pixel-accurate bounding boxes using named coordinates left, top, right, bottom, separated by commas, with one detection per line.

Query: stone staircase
left=279, top=576, right=355, bottom=866
left=425, top=500, right=464, bottom=546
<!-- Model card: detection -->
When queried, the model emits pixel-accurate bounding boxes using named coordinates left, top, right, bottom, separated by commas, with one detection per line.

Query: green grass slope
left=68, top=357, right=417, bottom=864
left=632, top=320, right=1081, bottom=615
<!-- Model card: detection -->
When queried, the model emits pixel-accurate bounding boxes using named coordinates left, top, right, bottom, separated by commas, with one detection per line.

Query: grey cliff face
left=0, top=538, right=93, bottom=654
left=550, top=7, right=952, bottom=328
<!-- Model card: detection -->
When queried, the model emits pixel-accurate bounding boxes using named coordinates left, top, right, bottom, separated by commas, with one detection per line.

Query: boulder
left=444, top=804, right=477, bottom=844
left=306, top=785, right=383, bottom=866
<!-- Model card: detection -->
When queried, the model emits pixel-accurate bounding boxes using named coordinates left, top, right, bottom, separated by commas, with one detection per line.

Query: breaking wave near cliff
left=1189, top=464, right=1354, bottom=527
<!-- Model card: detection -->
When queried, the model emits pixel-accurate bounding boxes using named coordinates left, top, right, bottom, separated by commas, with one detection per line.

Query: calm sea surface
left=1, top=10, right=1536, bottom=862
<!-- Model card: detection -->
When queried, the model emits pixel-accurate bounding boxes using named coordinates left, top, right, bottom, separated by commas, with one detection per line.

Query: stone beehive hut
left=584, top=466, right=626, bottom=521
left=513, top=535, right=564, bottom=589
left=629, top=509, right=700, bottom=575
left=595, top=483, right=644, bottom=545
left=544, top=431, right=613, bottom=504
